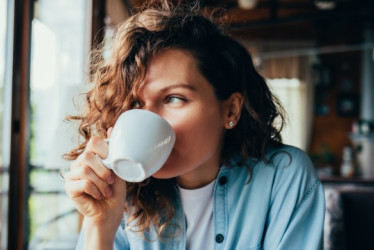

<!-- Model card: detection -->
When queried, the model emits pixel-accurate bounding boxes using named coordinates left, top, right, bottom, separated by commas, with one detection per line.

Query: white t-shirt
left=177, top=180, right=215, bottom=250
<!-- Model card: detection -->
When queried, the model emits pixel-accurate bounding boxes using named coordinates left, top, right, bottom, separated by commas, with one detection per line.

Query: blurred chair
left=323, top=179, right=374, bottom=250
left=341, top=190, right=374, bottom=250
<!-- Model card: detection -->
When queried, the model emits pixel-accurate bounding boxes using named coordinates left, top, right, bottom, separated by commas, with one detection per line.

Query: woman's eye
left=166, top=95, right=184, bottom=104
left=130, top=100, right=142, bottom=109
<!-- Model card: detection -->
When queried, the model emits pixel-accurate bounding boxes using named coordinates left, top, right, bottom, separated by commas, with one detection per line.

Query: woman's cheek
left=168, top=117, right=185, bottom=138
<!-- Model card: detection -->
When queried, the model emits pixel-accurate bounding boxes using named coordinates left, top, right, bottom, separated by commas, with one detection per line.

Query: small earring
left=229, top=121, right=235, bottom=127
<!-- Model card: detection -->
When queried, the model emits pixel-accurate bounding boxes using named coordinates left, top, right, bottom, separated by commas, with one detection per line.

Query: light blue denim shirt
left=76, top=145, right=325, bottom=250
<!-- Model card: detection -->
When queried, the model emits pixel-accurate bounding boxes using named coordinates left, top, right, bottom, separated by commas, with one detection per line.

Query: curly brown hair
left=65, top=0, right=285, bottom=239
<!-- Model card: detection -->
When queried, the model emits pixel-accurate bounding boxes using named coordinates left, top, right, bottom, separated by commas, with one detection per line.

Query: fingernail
left=105, top=187, right=112, bottom=197
left=107, top=174, right=114, bottom=184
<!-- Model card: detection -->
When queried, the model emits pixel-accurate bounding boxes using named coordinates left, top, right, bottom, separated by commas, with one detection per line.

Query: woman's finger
left=86, top=136, right=109, bottom=159
left=74, top=150, right=114, bottom=185
left=69, top=135, right=109, bottom=171
left=65, top=178, right=103, bottom=201
left=65, top=164, right=113, bottom=198
left=107, top=127, right=113, bottom=138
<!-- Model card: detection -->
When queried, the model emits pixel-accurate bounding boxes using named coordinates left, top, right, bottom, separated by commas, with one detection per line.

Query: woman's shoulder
left=266, top=144, right=314, bottom=170
left=227, top=144, right=322, bottom=209
left=266, top=144, right=311, bottom=164
left=229, top=144, right=316, bottom=178
left=262, top=144, right=321, bottom=203
left=228, top=144, right=318, bottom=187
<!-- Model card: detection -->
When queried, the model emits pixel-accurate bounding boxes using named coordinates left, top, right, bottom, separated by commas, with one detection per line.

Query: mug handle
left=99, top=138, right=146, bottom=182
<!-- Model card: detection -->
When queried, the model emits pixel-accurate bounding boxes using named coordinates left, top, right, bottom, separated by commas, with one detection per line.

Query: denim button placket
left=215, top=234, right=224, bottom=243
left=219, top=176, right=227, bottom=185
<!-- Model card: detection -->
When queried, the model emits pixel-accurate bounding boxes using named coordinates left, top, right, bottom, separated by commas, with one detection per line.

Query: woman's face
left=134, top=49, right=229, bottom=188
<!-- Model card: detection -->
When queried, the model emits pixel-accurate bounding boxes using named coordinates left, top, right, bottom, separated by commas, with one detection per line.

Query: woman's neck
left=176, top=163, right=220, bottom=189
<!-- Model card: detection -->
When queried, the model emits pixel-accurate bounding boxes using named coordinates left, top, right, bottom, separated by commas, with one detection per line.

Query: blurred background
left=1, top=0, right=374, bottom=249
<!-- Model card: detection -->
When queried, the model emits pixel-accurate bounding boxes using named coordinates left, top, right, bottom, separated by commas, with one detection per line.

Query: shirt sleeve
left=263, top=147, right=325, bottom=250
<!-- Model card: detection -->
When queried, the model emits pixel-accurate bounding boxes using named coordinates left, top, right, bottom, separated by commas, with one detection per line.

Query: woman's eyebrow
left=160, top=83, right=197, bottom=93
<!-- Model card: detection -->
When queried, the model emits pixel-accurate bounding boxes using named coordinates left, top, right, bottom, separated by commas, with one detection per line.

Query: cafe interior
left=1, top=0, right=374, bottom=249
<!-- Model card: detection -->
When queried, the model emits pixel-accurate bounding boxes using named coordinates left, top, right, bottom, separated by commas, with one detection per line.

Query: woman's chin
left=151, top=164, right=177, bottom=179
left=152, top=170, right=172, bottom=179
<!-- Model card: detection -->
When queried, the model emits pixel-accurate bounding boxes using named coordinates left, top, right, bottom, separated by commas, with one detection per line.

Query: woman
left=63, top=1, right=325, bottom=249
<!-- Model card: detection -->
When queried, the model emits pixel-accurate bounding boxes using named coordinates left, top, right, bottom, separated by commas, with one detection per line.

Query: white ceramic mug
left=102, top=109, right=175, bottom=182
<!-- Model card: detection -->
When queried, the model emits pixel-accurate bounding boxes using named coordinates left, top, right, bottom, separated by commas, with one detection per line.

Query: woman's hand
left=64, top=130, right=127, bottom=243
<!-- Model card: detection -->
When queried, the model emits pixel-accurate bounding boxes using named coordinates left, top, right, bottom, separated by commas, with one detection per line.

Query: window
left=267, top=78, right=313, bottom=150
left=0, top=0, right=11, bottom=248
left=243, top=40, right=315, bottom=151
left=28, top=0, right=91, bottom=248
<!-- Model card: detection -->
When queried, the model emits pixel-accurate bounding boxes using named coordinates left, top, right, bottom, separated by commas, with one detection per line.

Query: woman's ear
left=223, top=92, right=244, bottom=129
